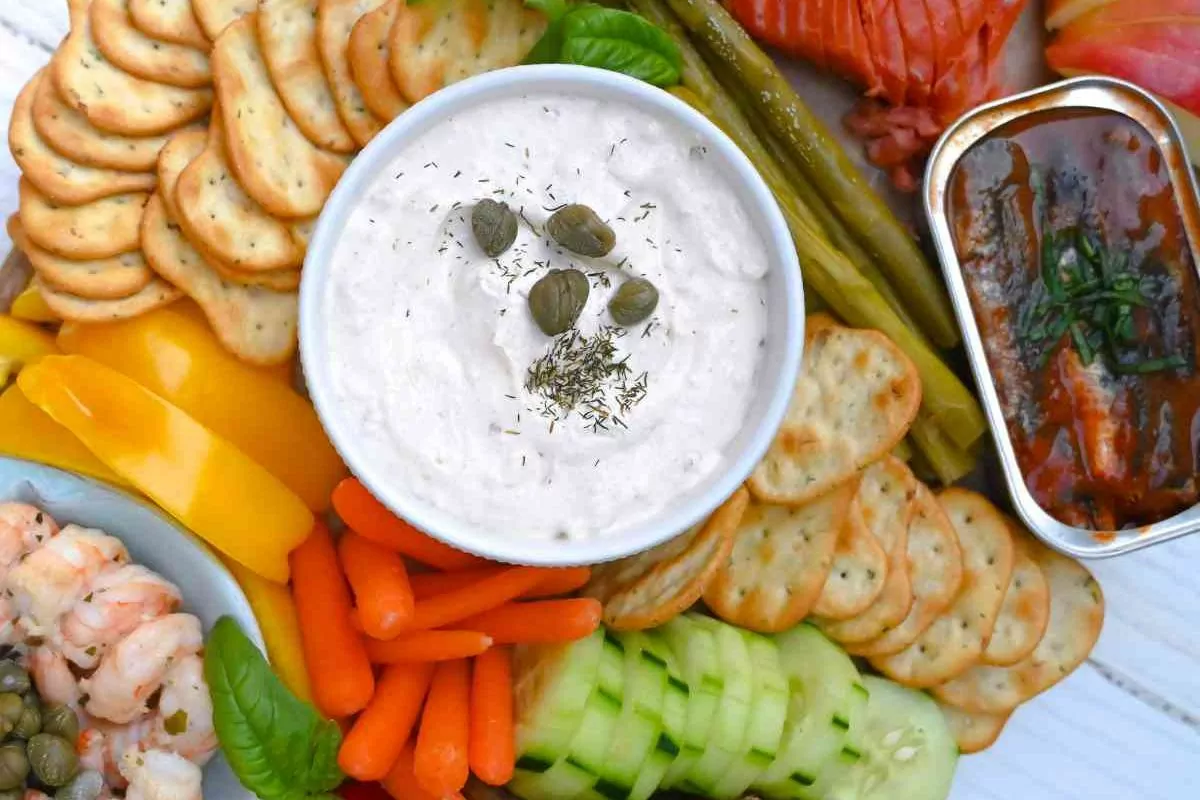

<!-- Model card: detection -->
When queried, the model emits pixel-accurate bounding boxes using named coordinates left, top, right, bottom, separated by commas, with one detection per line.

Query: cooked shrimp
left=80, top=718, right=156, bottom=788
left=120, top=749, right=203, bottom=800
left=82, top=614, right=203, bottom=724
left=149, top=655, right=216, bottom=766
left=60, top=564, right=183, bottom=669
left=0, top=503, right=59, bottom=569
left=30, top=647, right=81, bottom=709
left=8, top=526, right=129, bottom=635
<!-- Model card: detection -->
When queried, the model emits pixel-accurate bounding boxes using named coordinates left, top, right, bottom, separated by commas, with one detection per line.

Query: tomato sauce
left=948, top=109, right=1200, bottom=530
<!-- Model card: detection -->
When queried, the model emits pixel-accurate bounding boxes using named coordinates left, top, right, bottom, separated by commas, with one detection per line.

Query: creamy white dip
left=326, top=92, right=770, bottom=541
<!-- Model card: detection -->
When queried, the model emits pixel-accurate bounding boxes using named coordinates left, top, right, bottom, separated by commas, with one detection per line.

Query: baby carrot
left=414, top=660, right=471, bottom=796
left=332, top=479, right=485, bottom=571
left=339, top=532, right=415, bottom=639
left=383, top=742, right=464, bottom=800
left=406, top=567, right=548, bottom=631
left=365, top=631, right=494, bottom=664
left=338, top=662, right=436, bottom=781
left=290, top=522, right=375, bottom=718
left=469, top=647, right=515, bottom=786
left=410, top=565, right=591, bottom=601
left=455, top=599, right=603, bottom=644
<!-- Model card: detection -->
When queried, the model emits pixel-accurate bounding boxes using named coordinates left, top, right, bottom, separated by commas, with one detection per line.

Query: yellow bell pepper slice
left=9, top=287, right=59, bottom=324
left=0, top=385, right=128, bottom=486
left=18, top=355, right=313, bottom=583
left=224, top=558, right=313, bottom=704
left=58, top=305, right=345, bottom=511
left=0, top=315, right=58, bottom=384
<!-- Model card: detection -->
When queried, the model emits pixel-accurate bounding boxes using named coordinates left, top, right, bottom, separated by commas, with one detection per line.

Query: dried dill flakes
left=524, top=326, right=649, bottom=432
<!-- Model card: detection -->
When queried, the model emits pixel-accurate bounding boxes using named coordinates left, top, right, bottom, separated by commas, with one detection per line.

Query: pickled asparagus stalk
left=661, top=0, right=961, bottom=349
left=641, top=0, right=986, bottom=451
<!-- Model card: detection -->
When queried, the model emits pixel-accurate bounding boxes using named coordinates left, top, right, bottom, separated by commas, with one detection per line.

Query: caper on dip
left=325, top=93, right=769, bottom=541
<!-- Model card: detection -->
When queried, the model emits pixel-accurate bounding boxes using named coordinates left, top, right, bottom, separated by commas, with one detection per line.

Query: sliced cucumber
left=708, top=630, right=790, bottom=799
left=581, top=630, right=670, bottom=800
left=824, top=676, right=958, bottom=800
left=625, top=630, right=689, bottom=800
left=510, top=632, right=625, bottom=800
left=753, top=624, right=861, bottom=799
left=514, top=629, right=606, bottom=769
left=680, top=614, right=753, bottom=794
left=806, top=679, right=870, bottom=797
left=658, top=616, right=722, bottom=789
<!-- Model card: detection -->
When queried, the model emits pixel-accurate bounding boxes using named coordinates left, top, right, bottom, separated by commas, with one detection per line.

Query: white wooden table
left=1, top=2, right=1196, bottom=798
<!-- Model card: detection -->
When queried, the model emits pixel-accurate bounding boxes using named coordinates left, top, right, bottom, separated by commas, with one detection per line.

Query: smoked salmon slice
left=893, top=0, right=936, bottom=105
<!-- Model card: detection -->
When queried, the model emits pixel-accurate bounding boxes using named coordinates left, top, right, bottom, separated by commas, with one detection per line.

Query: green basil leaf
left=205, top=617, right=345, bottom=799
left=524, top=0, right=570, bottom=20
left=558, top=6, right=682, bottom=86
left=523, top=17, right=568, bottom=64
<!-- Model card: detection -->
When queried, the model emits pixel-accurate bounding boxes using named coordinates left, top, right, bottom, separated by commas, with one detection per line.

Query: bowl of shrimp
left=0, top=456, right=261, bottom=800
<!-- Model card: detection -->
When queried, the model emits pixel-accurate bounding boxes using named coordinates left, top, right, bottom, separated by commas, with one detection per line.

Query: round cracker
left=157, top=129, right=210, bottom=222
left=175, top=113, right=305, bottom=271
left=847, top=482, right=963, bottom=658
left=583, top=487, right=748, bottom=631
left=129, top=0, right=210, bottom=49
left=11, top=74, right=157, bottom=207
left=349, top=0, right=409, bottom=122
left=31, top=73, right=185, bottom=173
left=9, top=216, right=153, bottom=301
left=91, top=0, right=212, bottom=89
left=811, top=496, right=887, bottom=619
left=258, top=0, right=356, bottom=153
left=35, top=275, right=181, bottom=322
left=212, top=14, right=349, bottom=218
left=53, top=4, right=212, bottom=136
left=982, top=526, right=1051, bottom=667
left=932, top=546, right=1104, bottom=714
left=209, top=259, right=303, bottom=291
left=937, top=701, right=1010, bottom=754
left=868, top=489, right=1015, bottom=688
left=817, top=456, right=918, bottom=644
left=142, top=194, right=298, bottom=365
left=193, top=0, right=256, bottom=40
left=19, top=179, right=149, bottom=261
left=703, top=482, right=854, bottom=633
left=317, top=0, right=388, bottom=147
left=749, top=316, right=921, bottom=507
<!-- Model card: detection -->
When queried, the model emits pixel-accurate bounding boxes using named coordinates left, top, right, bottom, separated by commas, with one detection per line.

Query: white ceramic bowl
left=301, top=64, right=804, bottom=566
left=0, top=457, right=261, bottom=800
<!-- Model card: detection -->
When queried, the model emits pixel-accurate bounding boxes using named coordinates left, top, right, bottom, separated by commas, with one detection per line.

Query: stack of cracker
left=584, top=315, right=1107, bottom=756
left=8, top=0, right=545, bottom=365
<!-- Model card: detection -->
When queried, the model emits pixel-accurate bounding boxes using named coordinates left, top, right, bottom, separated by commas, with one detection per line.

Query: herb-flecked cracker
left=174, top=111, right=305, bottom=271
left=817, top=456, right=918, bottom=644
left=869, top=489, right=1014, bottom=688
left=157, top=129, right=209, bottom=222
left=932, top=545, right=1104, bottom=714
left=19, top=178, right=148, bottom=261
left=582, top=487, right=748, bottom=631
left=982, top=524, right=1051, bottom=667
left=703, top=482, right=856, bottom=633
left=317, top=0, right=388, bottom=147
left=192, top=0, right=255, bottom=40
left=389, top=0, right=547, bottom=103
left=91, top=0, right=212, bottom=88
left=142, top=194, right=298, bottom=365
left=129, top=0, right=209, bottom=49
left=32, top=73, right=191, bottom=173
left=212, top=14, right=349, bottom=218
left=937, top=702, right=1010, bottom=754
left=258, top=0, right=357, bottom=153
left=811, top=495, right=888, bottom=619
left=10, top=73, right=157, bottom=207
left=35, top=275, right=181, bottom=322
left=847, top=482, right=963, bottom=658
left=8, top=215, right=153, bottom=301
left=348, top=0, right=409, bottom=122
left=749, top=315, right=921, bottom=507
left=53, top=2, right=212, bottom=136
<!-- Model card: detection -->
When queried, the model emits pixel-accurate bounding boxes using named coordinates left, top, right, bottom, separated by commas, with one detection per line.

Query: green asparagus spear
left=661, top=0, right=961, bottom=349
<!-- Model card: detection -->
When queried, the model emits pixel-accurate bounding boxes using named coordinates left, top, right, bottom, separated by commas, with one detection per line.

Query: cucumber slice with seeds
left=510, top=632, right=625, bottom=800
left=658, top=616, right=722, bottom=789
left=708, top=630, right=790, bottom=798
left=825, top=676, right=957, bottom=800
left=753, top=624, right=861, bottom=799
left=681, top=614, right=753, bottom=794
